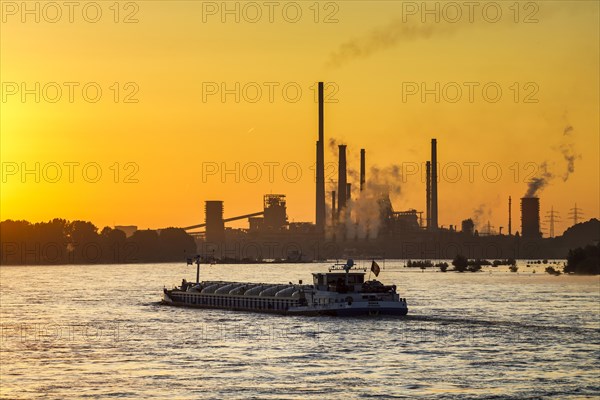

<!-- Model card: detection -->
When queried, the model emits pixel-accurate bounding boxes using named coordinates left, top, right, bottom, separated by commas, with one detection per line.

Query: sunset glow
left=1, top=1, right=598, bottom=235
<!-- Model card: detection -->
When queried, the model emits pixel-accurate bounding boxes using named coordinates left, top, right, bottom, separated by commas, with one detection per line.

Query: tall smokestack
left=331, top=191, right=336, bottom=225
left=508, top=196, right=512, bottom=235
left=360, top=149, right=365, bottom=192
left=337, top=144, right=347, bottom=215
left=431, top=139, right=438, bottom=230
left=426, top=161, right=431, bottom=230
left=315, top=82, right=325, bottom=232
left=346, top=183, right=351, bottom=201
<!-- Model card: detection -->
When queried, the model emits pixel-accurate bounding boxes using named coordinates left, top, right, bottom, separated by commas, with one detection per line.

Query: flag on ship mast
left=371, top=260, right=380, bottom=277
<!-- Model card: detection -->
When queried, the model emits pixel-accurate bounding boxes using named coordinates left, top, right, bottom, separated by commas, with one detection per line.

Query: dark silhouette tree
left=452, top=254, right=468, bottom=272
left=158, top=228, right=197, bottom=262
left=67, top=221, right=100, bottom=264
left=128, top=229, right=160, bottom=263
left=565, top=244, right=600, bottom=274
left=100, top=227, right=128, bottom=263
left=1, top=220, right=33, bottom=264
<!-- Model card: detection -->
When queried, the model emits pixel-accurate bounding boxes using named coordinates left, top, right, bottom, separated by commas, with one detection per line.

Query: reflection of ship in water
left=162, top=258, right=408, bottom=316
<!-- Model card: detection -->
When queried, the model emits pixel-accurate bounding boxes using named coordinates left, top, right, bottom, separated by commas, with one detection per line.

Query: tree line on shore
left=1, top=218, right=597, bottom=273
left=0, top=219, right=196, bottom=265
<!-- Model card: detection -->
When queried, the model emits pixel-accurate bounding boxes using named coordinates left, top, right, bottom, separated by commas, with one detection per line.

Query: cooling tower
left=521, top=197, right=541, bottom=238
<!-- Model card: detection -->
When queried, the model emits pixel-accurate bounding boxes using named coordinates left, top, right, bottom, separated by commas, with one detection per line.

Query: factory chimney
left=508, top=196, right=512, bottom=235
left=431, top=139, right=438, bottom=230
left=337, top=144, right=347, bottom=216
left=360, top=149, right=365, bottom=192
left=315, top=82, right=325, bottom=233
left=426, top=161, right=431, bottom=230
left=331, top=191, right=336, bottom=225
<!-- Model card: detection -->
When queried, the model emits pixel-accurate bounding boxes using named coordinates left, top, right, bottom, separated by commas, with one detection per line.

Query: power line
left=568, top=203, right=584, bottom=226
left=544, top=206, right=561, bottom=238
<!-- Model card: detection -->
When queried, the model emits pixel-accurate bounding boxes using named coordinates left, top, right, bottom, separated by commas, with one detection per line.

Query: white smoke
left=337, top=165, right=402, bottom=239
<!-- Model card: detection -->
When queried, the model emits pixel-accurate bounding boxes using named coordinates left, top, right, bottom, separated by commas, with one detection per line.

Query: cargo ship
left=162, top=257, right=408, bottom=316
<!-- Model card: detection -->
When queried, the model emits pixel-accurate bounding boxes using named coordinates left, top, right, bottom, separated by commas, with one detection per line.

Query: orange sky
left=1, top=1, right=598, bottom=236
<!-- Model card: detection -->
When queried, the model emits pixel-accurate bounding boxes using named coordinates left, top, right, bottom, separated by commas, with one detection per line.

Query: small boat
left=162, top=258, right=408, bottom=316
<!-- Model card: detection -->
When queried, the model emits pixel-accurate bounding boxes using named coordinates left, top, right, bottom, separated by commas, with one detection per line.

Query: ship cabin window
left=314, top=273, right=366, bottom=292
left=313, top=273, right=327, bottom=289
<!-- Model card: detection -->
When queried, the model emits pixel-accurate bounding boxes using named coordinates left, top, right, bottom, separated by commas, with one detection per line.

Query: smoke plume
left=328, top=137, right=338, bottom=154
left=327, top=19, right=459, bottom=68
left=524, top=162, right=554, bottom=198
left=559, top=125, right=578, bottom=182
left=336, top=164, right=403, bottom=239
left=472, top=203, right=492, bottom=232
left=524, top=125, right=580, bottom=197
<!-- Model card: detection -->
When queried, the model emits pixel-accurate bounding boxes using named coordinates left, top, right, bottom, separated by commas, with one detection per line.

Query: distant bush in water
left=492, top=258, right=517, bottom=267
left=452, top=255, right=468, bottom=272
left=436, top=262, right=448, bottom=272
left=565, top=244, right=600, bottom=275
left=407, top=260, right=433, bottom=269
left=545, top=266, right=562, bottom=276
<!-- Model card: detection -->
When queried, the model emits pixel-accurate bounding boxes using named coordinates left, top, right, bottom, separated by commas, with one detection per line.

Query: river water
left=1, top=261, right=598, bottom=399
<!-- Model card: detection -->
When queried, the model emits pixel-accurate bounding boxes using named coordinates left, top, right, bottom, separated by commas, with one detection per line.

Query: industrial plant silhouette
left=177, top=82, right=597, bottom=262
left=2, top=82, right=595, bottom=265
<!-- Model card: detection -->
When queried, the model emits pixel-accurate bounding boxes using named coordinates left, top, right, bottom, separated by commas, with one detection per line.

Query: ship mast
left=196, top=255, right=200, bottom=284
left=187, top=255, right=201, bottom=284
left=329, top=259, right=358, bottom=286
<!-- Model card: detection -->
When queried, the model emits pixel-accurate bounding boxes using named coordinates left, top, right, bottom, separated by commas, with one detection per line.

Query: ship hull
left=162, top=292, right=407, bottom=317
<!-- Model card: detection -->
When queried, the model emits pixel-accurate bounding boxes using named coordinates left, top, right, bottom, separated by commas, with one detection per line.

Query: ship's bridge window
left=313, top=274, right=326, bottom=287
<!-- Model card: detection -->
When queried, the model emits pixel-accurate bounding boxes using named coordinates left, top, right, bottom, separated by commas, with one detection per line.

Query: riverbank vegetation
left=0, top=219, right=196, bottom=265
